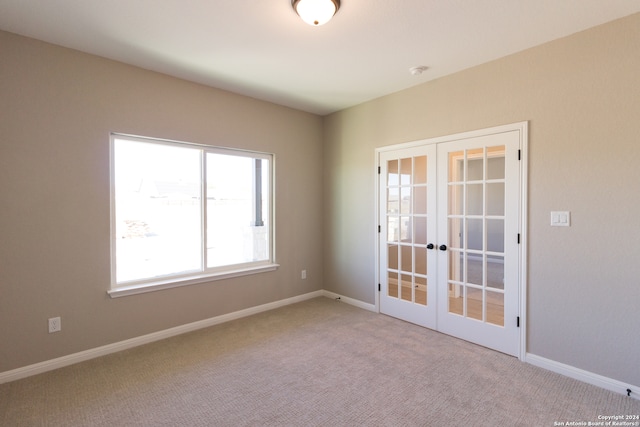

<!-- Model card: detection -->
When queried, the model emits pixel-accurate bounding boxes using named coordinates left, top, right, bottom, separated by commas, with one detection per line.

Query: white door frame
left=374, top=121, right=528, bottom=361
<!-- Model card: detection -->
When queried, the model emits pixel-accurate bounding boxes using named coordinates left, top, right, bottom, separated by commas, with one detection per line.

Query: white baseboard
left=4, top=293, right=636, bottom=404
left=0, top=290, right=324, bottom=384
left=321, top=290, right=377, bottom=312
left=526, top=353, right=639, bottom=400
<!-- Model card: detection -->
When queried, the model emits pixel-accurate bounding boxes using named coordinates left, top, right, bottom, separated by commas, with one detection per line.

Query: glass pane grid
left=385, top=155, right=431, bottom=305
left=388, top=271, right=399, bottom=298
left=447, top=146, right=508, bottom=325
left=465, top=148, right=486, bottom=322
left=385, top=158, right=398, bottom=299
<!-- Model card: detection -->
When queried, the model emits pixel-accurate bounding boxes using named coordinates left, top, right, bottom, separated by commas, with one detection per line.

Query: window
left=109, top=134, right=276, bottom=296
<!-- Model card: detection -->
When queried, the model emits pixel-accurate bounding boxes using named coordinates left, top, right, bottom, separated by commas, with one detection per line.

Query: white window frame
left=108, top=133, right=278, bottom=298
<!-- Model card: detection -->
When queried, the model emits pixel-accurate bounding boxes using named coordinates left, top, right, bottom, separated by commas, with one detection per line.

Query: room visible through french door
left=378, top=124, right=526, bottom=357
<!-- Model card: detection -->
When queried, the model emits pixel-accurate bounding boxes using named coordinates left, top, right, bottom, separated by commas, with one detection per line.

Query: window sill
left=107, top=264, right=280, bottom=298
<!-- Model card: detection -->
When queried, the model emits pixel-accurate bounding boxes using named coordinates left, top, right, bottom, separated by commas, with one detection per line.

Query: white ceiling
left=1, top=1, right=638, bottom=115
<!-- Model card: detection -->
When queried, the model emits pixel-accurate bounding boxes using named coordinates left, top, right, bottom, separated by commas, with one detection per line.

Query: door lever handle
left=426, top=243, right=434, bottom=250
left=439, top=244, right=447, bottom=251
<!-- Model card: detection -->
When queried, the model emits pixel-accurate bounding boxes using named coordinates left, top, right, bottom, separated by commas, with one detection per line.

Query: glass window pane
left=387, top=244, right=399, bottom=270
left=414, top=246, right=427, bottom=275
left=448, top=184, right=464, bottom=215
left=400, top=245, right=412, bottom=273
left=112, top=135, right=274, bottom=289
left=487, top=146, right=505, bottom=180
left=413, top=186, right=427, bottom=214
left=401, top=274, right=412, bottom=301
left=114, top=139, right=202, bottom=283
left=467, top=218, right=483, bottom=251
left=449, top=285, right=463, bottom=315
left=415, top=276, right=427, bottom=306
left=413, top=216, right=427, bottom=245
left=487, top=255, right=504, bottom=289
left=467, top=287, right=483, bottom=321
left=448, top=217, right=463, bottom=249
left=387, top=160, right=398, bottom=186
left=467, top=183, right=483, bottom=215
left=448, top=151, right=464, bottom=182
left=449, top=250, right=464, bottom=282
left=487, top=219, right=504, bottom=253
left=487, top=183, right=505, bottom=216
left=387, top=216, right=399, bottom=242
left=467, top=148, right=484, bottom=181
left=206, top=154, right=267, bottom=268
left=414, top=156, right=427, bottom=184
left=388, top=271, right=398, bottom=298
left=400, top=187, right=411, bottom=214
left=387, top=188, right=399, bottom=214
left=400, top=216, right=410, bottom=242
left=467, top=254, right=483, bottom=286
left=487, top=290, right=504, bottom=326
left=400, top=158, right=412, bottom=185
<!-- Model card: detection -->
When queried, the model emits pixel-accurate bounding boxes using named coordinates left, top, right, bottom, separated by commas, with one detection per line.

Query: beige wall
left=0, top=31, right=324, bottom=372
left=323, top=13, right=640, bottom=386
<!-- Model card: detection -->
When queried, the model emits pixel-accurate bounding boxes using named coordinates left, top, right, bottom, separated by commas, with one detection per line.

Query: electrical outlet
left=301, top=270, right=307, bottom=279
left=48, top=317, right=61, bottom=333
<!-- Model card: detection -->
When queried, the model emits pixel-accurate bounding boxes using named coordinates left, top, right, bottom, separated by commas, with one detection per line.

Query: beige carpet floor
left=1, top=297, right=638, bottom=426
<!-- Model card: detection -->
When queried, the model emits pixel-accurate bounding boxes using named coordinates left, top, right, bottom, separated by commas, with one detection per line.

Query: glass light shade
left=293, top=0, right=339, bottom=26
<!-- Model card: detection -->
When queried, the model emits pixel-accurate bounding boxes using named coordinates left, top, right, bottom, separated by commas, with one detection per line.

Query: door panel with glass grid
left=379, top=145, right=437, bottom=329
left=436, top=131, right=520, bottom=356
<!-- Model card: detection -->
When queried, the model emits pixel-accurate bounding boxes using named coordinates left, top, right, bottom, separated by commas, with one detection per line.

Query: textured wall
left=323, top=14, right=640, bottom=385
left=0, top=31, right=324, bottom=372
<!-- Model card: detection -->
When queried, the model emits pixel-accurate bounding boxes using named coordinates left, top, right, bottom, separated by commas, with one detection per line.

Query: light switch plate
left=551, top=211, right=570, bottom=227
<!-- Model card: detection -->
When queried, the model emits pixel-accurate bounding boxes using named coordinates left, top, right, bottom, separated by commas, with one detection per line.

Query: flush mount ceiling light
left=292, top=0, right=340, bottom=26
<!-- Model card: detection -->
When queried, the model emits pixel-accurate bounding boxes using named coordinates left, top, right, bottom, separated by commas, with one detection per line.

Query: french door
left=378, top=125, right=524, bottom=357
left=379, top=144, right=438, bottom=329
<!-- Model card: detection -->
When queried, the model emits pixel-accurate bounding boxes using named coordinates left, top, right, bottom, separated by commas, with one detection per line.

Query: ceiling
left=1, top=1, right=638, bottom=116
